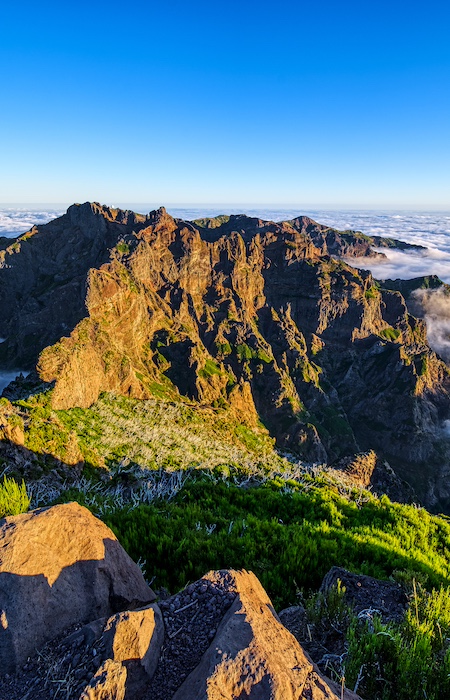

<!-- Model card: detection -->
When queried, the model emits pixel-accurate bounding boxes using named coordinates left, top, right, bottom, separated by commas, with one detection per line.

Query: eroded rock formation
left=1, top=203, right=450, bottom=507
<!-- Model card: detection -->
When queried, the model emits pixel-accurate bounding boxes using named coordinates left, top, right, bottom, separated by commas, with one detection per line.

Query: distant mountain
left=1, top=202, right=450, bottom=510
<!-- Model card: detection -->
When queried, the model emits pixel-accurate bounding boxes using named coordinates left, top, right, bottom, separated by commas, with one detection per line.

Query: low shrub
left=345, top=583, right=450, bottom=700
left=380, top=327, right=401, bottom=341
left=0, top=475, right=30, bottom=518
left=103, top=478, right=450, bottom=610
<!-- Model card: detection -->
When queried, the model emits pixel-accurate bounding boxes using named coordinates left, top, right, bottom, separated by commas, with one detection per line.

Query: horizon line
left=1, top=202, right=450, bottom=213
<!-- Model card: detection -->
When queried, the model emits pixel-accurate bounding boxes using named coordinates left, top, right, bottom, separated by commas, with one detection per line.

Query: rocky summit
left=0, top=502, right=361, bottom=700
left=1, top=202, right=450, bottom=509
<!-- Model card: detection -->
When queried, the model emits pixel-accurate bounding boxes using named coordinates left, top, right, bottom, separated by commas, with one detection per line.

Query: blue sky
left=1, top=0, right=449, bottom=208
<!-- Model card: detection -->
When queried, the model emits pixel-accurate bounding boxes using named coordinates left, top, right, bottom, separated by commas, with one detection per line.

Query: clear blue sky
left=1, top=0, right=449, bottom=208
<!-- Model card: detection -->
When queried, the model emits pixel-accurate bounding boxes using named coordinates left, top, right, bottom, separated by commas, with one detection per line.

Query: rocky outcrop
left=0, top=507, right=367, bottom=700
left=0, top=203, right=151, bottom=369
left=0, top=398, right=24, bottom=445
left=330, top=451, right=415, bottom=503
left=80, top=606, right=164, bottom=700
left=287, top=215, right=424, bottom=259
left=171, top=570, right=357, bottom=700
left=0, top=502, right=155, bottom=673
left=1, top=203, right=450, bottom=507
left=102, top=607, right=163, bottom=680
left=380, top=274, right=450, bottom=299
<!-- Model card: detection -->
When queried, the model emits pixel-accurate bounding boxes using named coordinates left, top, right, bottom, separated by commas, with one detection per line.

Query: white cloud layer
left=354, top=248, right=450, bottom=284
left=311, top=210, right=450, bottom=284
left=0, top=209, right=65, bottom=238
left=412, top=288, right=450, bottom=364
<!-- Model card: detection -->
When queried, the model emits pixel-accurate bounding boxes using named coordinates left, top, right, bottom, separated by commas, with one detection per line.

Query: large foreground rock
left=172, top=570, right=358, bottom=700
left=0, top=502, right=155, bottom=674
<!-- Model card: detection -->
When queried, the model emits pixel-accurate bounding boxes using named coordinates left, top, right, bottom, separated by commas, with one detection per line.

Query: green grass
left=236, top=343, right=254, bottom=361
left=420, top=355, right=429, bottom=376
left=115, top=241, right=130, bottom=255
left=235, top=344, right=272, bottom=363
left=216, top=341, right=232, bottom=356
left=365, top=285, right=379, bottom=300
left=345, top=583, right=450, bottom=700
left=192, top=215, right=230, bottom=229
left=380, top=327, right=401, bottom=341
left=95, top=478, right=450, bottom=610
left=0, top=476, right=30, bottom=518
left=341, top=230, right=372, bottom=242
left=198, top=359, right=222, bottom=378
left=14, top=390, right=290, bottom=474
left=256, top=349, right=272, bottom=363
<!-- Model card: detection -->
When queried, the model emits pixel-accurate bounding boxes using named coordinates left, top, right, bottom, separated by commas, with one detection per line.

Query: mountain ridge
left=1, top=202, right=450, bottom=509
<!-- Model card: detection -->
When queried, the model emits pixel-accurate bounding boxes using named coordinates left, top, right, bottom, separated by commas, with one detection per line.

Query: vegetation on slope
left=56, top=474, right=450, bottom=699
left=12, top=389, right=295, bottom=474
left=3, top=466, right=450, bottom=699
left=100, top=478, right=450, bottom=606
left=345, top=585, right=450, bottom=699
left=2, top=386, right=450, bottom=698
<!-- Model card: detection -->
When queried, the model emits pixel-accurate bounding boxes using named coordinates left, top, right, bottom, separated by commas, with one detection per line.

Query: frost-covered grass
left=19, top=391, right=303, bottom=475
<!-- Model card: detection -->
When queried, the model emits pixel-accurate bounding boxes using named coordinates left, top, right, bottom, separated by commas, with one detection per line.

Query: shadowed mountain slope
left=1, top=203, right=450, bottom=509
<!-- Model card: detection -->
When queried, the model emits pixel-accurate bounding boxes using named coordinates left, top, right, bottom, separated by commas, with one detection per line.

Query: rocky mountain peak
left=67, top=201, right=149, bottom=229
left=1, top=204, right=450, bottom=508
left=147, top=205, right=167, bottom=221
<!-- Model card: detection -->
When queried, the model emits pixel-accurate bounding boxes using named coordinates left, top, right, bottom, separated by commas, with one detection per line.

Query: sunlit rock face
left=0, top=502, right=155, bottom=673
left=1, top=203, right=450, bottom=509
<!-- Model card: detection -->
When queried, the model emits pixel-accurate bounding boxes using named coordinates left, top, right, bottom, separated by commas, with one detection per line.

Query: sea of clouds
left=2, top=206, right=450, bottom=282
left=411, top=288, right=450, bottom=363
left=1, top=206, right=450, bottom=373
left=0, top=208, right=65, bottom=238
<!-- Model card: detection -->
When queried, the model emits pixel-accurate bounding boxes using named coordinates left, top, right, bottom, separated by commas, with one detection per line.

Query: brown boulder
left=0, top=502, right=155, bottom=674
left=172, top=569, right=357, bottom=700
left=101, top=605, right=163, bottom=696
left=0, top=399, right=24, bottom=445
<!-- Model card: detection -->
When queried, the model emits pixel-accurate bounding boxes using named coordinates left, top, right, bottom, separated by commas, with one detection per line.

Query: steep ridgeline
left=1, top=203, right=449, bottom=509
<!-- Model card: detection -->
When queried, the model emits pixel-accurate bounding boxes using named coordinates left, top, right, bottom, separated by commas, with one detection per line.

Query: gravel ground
left=0, top=573, right=238, bottom=700
left=146, top=571, right=237, bottom=699
left=0, top=620, right=107, bottom=700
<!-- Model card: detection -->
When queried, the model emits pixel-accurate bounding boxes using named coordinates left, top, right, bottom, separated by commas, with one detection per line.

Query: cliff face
left=2, top=203, right=450, bottom=508
left=0, top=203, right=150, bottom=368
